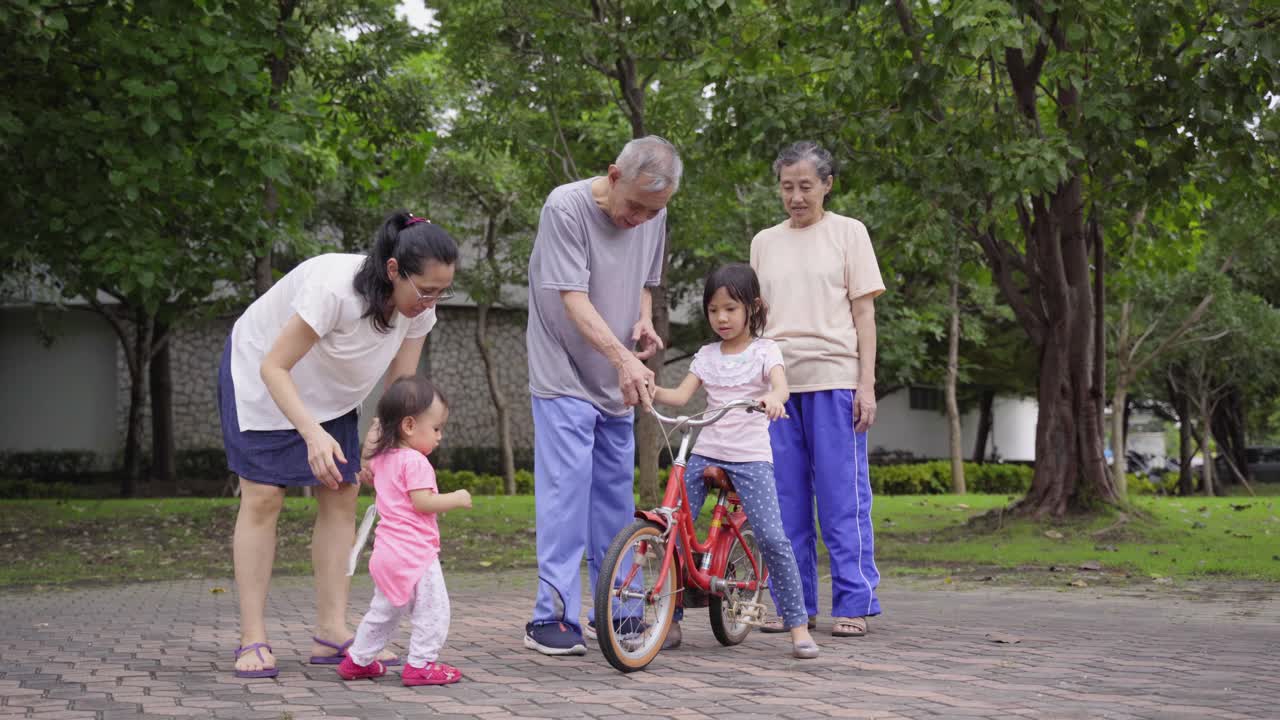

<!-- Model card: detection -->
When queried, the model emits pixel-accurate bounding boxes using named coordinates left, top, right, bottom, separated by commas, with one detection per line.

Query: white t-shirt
left=230, top=254, right=437, bottom=431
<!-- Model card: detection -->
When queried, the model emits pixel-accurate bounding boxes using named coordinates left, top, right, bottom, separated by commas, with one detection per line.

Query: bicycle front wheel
left=709, top=522, right=767, bottom=646
left=593, top=519, right=676, bottom=673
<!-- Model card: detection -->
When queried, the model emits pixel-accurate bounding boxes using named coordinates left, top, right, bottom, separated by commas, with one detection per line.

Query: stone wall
left=114, top=304, right=703, bottom=463
left=115, top=315, right=234, bottom=453
left=425, top=305, right=533, bottom=452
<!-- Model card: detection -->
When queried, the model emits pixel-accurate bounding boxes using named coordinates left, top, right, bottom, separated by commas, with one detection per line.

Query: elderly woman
left=749, top=141, right=885, bottom=638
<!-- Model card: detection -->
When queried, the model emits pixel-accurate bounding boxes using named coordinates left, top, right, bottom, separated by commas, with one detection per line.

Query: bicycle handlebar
left=648, top=398, right=761, bottom=430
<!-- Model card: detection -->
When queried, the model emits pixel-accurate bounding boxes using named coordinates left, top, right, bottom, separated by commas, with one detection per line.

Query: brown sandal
left=760, top=615, right=817, bottom=633
left=832, top=616, right=868, bottom=637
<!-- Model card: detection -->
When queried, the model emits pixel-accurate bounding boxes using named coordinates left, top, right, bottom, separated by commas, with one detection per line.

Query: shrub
left=0, top=477, right=98, bottom=499
left=434, top=446, right=534, bottom=475
left=0, top=451, right=101, bottom=481
left=869, top=461, right=1033, bottom=495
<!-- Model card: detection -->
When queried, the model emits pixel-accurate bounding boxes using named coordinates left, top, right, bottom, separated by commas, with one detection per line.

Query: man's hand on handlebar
left=617, top=352, right=655, bottom=410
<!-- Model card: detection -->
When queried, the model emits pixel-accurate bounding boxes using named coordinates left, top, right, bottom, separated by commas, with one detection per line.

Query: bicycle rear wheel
left=709, top=522, right=767, bottom=646
left=593, top=519, right=676, bottom=673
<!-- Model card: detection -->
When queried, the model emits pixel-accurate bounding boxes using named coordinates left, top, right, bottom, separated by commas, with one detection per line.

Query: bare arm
left=758, top=365, right=790, bottom=420
left=851, top=294, right=878, bottom=431
left=561, top=290, right=655, bottom=408
left=632, top=288, right=664, bottom=360
left=653, top=372, right=702, bottom=408
left=360, top=334, right=428, bottom=464
left=410, top=488, right=472, bottom=513
left=260, top=314, right=345, bottom=488
left=385, top=334, right=427, bottom=385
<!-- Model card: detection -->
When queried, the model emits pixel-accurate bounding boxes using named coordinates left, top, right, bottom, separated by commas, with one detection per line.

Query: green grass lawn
left=874, top=494, right=1280, bottom=582
left=1, top=492, right=1277, bottom=588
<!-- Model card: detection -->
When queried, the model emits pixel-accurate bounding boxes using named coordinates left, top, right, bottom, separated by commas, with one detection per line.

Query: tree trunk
left=149, top=321, right=176, bottom=494
left=1211, top=386, right=1248, bottom=487
left=1009, top=182, right=1119, bottom=517
left=121, top=311, right=155, bottom=498
left=945, top=247, right=965, bottom=494
left=476, top=303, right=516, bottom=494
left=256, top=0, right=299, bottom=297
left=1199, top=397, right=1216, bottom=497
left=1169, top=377, right=1194, bottom=495
left=634, top=241, right=670, bottom=508
left=973, top=389, right=994, bottom=462
left=1110, top=386, right=1128, bottom=497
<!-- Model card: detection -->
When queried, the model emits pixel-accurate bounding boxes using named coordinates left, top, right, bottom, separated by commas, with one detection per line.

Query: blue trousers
left=769, top=390, right=881, bottom=618
left=530, top=396, right=636, bottom=630
left=673, top=454, right=809, bottom=629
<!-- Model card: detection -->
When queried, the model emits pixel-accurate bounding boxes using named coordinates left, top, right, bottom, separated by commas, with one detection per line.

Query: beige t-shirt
left=749, top=212, right=885, bottom=392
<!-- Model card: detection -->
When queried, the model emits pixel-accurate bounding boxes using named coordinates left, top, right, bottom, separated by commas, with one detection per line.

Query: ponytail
left=353, top=210, right=460, bottom=333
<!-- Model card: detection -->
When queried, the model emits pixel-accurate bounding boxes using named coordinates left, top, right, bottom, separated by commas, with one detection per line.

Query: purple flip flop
left=310, top=636, right=401, bottom=666
left=234, top=643, right=279, bottom=679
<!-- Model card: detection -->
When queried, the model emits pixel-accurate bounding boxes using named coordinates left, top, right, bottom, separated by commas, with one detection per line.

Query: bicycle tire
left=593, top=518, right=676, bottom=673
left=709, top=522, right=766, bottom=646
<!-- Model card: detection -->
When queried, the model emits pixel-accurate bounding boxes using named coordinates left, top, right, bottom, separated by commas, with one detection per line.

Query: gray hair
left=772, top=141, right=835, bottom=182
left=615, top=135, right=683, bottom=192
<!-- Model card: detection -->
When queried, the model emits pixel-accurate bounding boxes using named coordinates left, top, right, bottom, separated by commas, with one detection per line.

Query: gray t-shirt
left=526, top=178, right=666, bottom=415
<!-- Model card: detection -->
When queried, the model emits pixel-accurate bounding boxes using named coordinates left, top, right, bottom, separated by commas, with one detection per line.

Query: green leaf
left=202, top=55, right=228, bottom=73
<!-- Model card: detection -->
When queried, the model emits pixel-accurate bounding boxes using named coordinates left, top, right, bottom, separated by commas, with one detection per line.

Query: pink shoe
left=336, top=655, right=386, bottom=681
left=402, top=661, right=462, bottom=686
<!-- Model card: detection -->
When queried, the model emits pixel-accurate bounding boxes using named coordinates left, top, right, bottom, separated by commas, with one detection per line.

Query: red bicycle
left=593, top=399, right=770, bottom=672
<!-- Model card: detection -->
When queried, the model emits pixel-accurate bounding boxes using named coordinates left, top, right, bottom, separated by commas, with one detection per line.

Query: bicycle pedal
left=733, top=601, right=767, bottom=627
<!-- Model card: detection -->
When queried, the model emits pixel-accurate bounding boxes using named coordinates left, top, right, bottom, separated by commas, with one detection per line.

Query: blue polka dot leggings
left=673, top=454, right=809, bottom=629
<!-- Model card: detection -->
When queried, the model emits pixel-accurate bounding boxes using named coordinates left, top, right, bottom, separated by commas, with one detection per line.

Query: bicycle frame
left=632, top=400, right=767, bottom=606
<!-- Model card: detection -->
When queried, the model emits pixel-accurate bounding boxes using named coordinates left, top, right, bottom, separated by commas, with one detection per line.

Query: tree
left=705, top=0, right=1279, bottom=516
left=1, top=0, right=317, bottom=495
left=433, top=0, right=726, bottom=505
left=428, top=147, right=537, bottom=494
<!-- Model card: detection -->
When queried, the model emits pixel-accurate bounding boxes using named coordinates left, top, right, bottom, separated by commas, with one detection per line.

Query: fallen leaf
left=1079, top=561, right=1102, bottom=571
left=1068, top=579, right=1088, bottom=588
left=1044, top=530, right=1064, bottom=539
left=986, top=633, right=1021, bottom=644
left=955, top=503, right=971, bottom=509
left=478, top=560, right=494, bottom=568
left=210, top=586, right=227, bottom=594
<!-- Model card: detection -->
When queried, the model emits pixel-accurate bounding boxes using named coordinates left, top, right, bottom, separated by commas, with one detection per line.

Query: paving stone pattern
left=2, top=572, right=1278, bottom=719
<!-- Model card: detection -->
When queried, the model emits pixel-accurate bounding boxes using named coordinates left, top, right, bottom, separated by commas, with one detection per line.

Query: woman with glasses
left=218, top=210, right=458, bottom=678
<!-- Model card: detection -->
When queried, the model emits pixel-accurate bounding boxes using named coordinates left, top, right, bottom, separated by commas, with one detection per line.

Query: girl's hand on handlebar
left=757, top=395, right=787, bottom=421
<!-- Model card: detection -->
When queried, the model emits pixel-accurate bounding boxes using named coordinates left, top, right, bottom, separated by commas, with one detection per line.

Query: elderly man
left=523, top=136, right=682, bottom=656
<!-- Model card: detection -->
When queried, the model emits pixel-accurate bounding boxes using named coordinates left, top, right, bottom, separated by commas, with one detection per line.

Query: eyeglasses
left=403, top=275, right=455, bottom=304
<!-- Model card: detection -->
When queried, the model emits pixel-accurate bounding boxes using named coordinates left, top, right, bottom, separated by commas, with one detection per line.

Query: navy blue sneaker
left=523, top=621, right=587, bottom=656
left=584, top=617, right=648, bottom=641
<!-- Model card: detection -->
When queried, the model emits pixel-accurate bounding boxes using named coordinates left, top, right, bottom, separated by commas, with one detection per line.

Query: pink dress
left=366, top=448, right=441, bottom=607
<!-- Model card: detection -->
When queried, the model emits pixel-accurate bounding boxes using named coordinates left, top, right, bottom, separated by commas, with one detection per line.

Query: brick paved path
left=2, top=571, right=1278, bottom=719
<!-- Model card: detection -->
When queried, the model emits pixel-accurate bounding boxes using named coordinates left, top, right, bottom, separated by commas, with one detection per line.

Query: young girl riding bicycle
left=337, top=375, right=470, bottom=686
left=652, top=263, right=819, bottom=659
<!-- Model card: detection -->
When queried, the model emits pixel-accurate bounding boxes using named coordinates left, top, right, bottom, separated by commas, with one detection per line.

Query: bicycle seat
left=701, top=466, right=735, bottom=492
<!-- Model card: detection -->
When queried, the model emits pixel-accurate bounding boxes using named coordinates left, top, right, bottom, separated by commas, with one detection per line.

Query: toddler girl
left=339, top=375, right=470, bottom=685
left=652, top=263, right=818, bottom=659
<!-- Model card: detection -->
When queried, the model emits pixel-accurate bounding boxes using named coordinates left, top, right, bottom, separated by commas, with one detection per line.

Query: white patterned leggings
left=348, top=559, right=450, bottom=668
